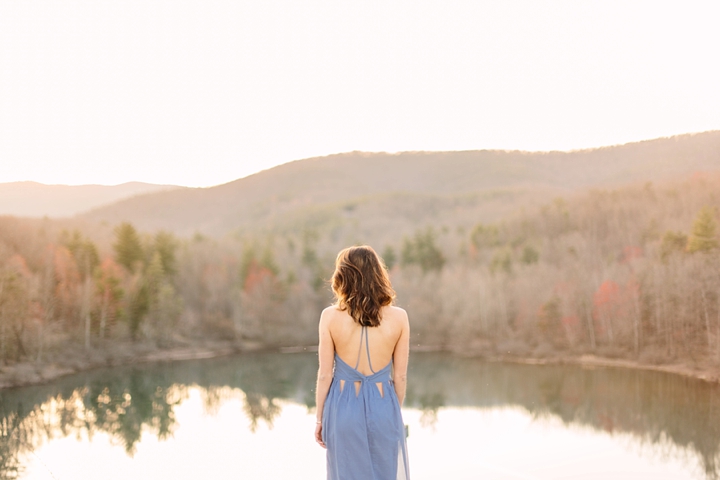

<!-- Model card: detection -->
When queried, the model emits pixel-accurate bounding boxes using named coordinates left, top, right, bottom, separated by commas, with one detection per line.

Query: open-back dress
left=322, top=325, right=410, bottom=480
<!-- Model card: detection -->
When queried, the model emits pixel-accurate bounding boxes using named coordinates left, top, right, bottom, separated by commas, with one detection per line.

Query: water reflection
left=1, top=352, right=719, bottom=479
left=407, top=355, right=720, bottom=478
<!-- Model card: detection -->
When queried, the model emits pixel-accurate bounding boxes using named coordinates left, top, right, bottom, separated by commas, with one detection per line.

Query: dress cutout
left=322, top=325, right=410, bottom=480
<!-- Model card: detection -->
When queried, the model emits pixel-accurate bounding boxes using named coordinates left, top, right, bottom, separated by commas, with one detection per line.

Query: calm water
left=2, top=352, right=720, bottom=480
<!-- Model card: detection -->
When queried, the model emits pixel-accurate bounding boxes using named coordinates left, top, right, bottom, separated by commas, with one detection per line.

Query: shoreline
left=0, top=341, right=256, bottom=391
left=2, top=343, right=719, bottom=391
left=414, top=345, right=720, bottom=384
left=479, top=354, right=720, bottom=383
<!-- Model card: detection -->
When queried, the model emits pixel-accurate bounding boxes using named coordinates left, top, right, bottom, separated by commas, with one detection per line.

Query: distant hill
left=0, top=182, right=185, bottom=218
left=81, top=131, right=720, bottom=236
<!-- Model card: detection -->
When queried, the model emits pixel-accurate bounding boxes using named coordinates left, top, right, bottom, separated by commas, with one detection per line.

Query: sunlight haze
left=1, top=0, right=719, bottom=187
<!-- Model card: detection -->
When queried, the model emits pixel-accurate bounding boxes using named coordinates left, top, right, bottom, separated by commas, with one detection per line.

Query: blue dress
left=322, top=325, right=410, bottom=480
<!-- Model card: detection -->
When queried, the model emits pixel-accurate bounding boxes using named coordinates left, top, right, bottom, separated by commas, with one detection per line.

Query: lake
left=1, top=351, right=719, bottom=479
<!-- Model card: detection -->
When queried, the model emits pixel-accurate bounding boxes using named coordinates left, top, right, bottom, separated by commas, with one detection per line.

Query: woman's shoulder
left=320, top=305, right=353, bottom=328
left=320, top=305, right=342, bottom=321
left=382, top=306, right=409, bottom=326
left=385, top=305, right=407, bottom=315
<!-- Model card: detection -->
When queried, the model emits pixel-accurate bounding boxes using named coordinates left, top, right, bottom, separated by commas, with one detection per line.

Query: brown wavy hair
left=331, top=245, right=395, bottom=327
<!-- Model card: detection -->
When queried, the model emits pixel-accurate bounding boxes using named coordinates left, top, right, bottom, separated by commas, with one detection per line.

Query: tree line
left=1, top=174, right=720, bottom=367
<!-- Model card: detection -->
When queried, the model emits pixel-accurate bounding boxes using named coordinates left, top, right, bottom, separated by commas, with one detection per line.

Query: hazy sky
left=1, top=1, right=719, bottom=187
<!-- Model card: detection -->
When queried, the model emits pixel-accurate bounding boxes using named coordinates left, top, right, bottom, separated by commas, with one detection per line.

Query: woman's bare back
left=326, top=305, right=407, bottom=376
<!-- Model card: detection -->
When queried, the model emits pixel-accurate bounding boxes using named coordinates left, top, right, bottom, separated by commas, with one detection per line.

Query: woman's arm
left=315, top=308, right=335, bottom=448
left=392, top=310, right=410, bottom=406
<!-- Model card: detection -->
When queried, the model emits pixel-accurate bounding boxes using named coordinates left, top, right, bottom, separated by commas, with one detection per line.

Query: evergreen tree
left=153, top=231, right=178, bottom=277
left=470, top=223, right=500, bottom=249
left=240, top=244, right=281, bottom=290
left=146, top=251, right=166, bottom=299
left=687, top=206, right=719, bottom=253
left=145, top=251, right=182, bottom=344
left=401, top=228, right=445, bottom=272
left=382, top=245, right=397, bottom=270
left=126, top=279, right=149, bottom=341
left=538, top=296, right=562, bottom=336
left=490, top=246, right=513, bottom=274
left=660, top=230, right=688, bottom=260
left=114, top=223, right=145, bottom=272
left=521, top=246, right=540, bottom=265
left=62, top=230, right=99, bottom=279
left=301, top=244, right=318, bottom=267
left=260, top=246, right=279, bottom=275
left=94, top=258, right=124, bottom=339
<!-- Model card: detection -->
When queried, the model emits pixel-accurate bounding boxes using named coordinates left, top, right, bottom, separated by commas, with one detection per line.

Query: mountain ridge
left=77, top=131, right=720, bottom=236
left=0, top=181, right=185, bottom=218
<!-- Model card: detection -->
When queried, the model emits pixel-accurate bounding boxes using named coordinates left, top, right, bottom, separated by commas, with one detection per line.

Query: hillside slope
left=81, top=131, right=720, bottom=235
left=0, top=182, right=184, bottom=217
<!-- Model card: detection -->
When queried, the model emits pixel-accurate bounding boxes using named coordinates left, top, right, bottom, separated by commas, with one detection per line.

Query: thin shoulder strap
left=364, top=325, right=375, bottom=373
left=353, top=325, right=376, bottom=373
left=354, top=325, right=364, bottom=370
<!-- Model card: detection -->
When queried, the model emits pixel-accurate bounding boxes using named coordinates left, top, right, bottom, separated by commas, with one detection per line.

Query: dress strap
left=353, top=325, right=376, bottom=373
left=364, top=325, right=375, bottom=374
left=354, top=325, right=364, bottom=370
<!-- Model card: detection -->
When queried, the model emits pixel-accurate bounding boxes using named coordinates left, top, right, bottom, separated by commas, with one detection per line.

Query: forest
left=1, top=171, right=720, bottom=377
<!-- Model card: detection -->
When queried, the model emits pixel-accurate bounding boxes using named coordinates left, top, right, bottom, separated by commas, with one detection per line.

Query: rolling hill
left=0, top=181, right=184, bottom=218
left=80, top=131, right=720, bottom=236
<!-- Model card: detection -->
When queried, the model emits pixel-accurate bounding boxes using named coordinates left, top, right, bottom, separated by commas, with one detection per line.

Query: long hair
left=331, top=245, right=395, bottom=327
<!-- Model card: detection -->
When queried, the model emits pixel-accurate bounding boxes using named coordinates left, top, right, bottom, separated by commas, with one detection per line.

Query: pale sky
left=1, top=1, right=719, bottom=188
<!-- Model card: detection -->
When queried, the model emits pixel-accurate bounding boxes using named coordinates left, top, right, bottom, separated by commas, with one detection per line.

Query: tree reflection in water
left=407, top=354, right=720, bottom=479
left=1, top=352, right=720, bottom=479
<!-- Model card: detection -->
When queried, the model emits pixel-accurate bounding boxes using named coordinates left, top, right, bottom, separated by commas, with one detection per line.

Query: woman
left=315, top=245, right=410, bottom=480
